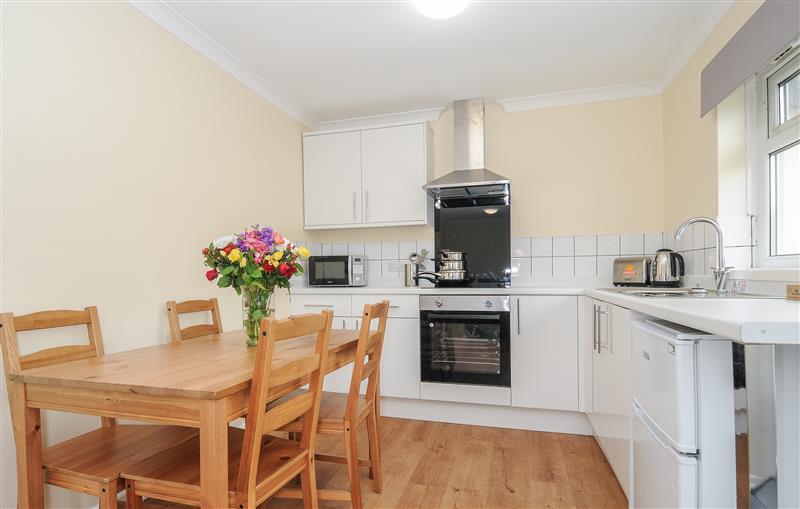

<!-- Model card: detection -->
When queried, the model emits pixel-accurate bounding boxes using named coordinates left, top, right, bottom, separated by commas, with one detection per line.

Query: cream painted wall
left=661, top=0, right=763, bottom=230
left=717, top=85, right=748, bottom=217
left=1, top=3, right=306, bottom=507
left=318, top=96, right=664, bottom=242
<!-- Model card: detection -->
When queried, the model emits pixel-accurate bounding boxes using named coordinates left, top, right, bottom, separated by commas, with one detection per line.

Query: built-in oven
left=419, top=295, right=511, bottom=387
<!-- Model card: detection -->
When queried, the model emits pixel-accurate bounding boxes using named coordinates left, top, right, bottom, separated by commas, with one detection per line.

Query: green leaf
left=251, top=309, right=263, bottom=321
left=218, top=275, right=231, bottom=288
left=252, top=280, right=267, bottom=290
left=242, top=274, right=253, bottom=285
left=221, top=266, right=235, bottom=276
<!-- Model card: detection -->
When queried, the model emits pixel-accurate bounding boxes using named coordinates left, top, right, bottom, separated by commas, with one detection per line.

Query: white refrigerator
left=631, top=319, right=737, bottom=509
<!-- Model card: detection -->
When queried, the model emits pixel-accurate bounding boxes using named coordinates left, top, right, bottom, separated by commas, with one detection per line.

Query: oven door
left=420, top=310, right=510, bottom=387
left=307, top=256, right=350, bottom=286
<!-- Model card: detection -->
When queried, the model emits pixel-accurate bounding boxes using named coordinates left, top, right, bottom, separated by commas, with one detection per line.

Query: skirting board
left=380, top=397, right=593, bottom=435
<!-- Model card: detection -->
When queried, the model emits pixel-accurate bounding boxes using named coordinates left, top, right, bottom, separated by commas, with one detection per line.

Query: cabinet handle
left=598, top=308, right=610, bottom=352
left=364, top=190, right=369, bottom=222
left=592, top=304, right=599, bottom=353
left=352, top=192, right=357, bottom=221
left=389, top=305, right=400, bottom=309
left=304, top=304, right=334, bottom=308
left=342, top=319, right=346, bottom=329
left=356, top=319, right=360, bottom=330
left=516, top=298, right=521, bottom=335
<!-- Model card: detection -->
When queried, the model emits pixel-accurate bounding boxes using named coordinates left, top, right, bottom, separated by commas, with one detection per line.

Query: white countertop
left=292, top=284, right=800, bottom=345
left=585, top=288, right=800, bottom=346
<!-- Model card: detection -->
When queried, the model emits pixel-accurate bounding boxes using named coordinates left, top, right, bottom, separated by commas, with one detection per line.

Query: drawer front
left=352, top=294, right=418, bottom=319
left=632, top=321, right=697, bottom=453
left=634, top=408, right=698, bottom=509
left=289, top=294, right=351, bottom=318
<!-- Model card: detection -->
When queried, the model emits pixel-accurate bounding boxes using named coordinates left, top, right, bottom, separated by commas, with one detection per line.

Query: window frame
left=750, top=43, right=800, bottom=268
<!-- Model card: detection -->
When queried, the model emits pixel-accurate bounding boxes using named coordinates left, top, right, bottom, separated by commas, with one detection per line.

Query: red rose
left=202, top=247, right=209, bottom=256
left=263, top=263, right=274, bottom=273
left=205, top=268, right=218, bottom=281
left=222, top=242, right=235, bottom=255
left=279, top=263, right=294, bottom=277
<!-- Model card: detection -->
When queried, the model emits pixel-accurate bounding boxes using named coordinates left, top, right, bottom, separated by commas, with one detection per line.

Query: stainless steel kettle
left=650, top=249, right=685, bottom=287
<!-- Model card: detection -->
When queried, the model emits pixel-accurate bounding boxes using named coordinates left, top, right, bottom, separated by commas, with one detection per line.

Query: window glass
left=778, top=71, right=800, bottom=125
left=770, top=141, right=800, bottom=256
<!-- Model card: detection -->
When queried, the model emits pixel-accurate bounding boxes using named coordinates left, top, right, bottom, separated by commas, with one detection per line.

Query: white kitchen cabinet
left=302, top=131, right=362, bottom=227
left=580, top=296, right=594, bottom=413
left=511, top=296, right=579, bottom=411
left=588, top=300, right=634, bottom=498
left=380, top=318, right=420, bottom=399
left=323, top=316, right=358, bottom=393
left=361, top=124, right=430, bottom=225
left=302, top=123, right=432, bottom=230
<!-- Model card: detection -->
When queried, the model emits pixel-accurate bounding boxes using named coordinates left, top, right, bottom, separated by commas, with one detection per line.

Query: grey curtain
left=700, top=0, right=800, bottom=117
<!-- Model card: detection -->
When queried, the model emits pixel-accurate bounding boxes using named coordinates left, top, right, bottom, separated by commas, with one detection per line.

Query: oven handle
left=425, top=313, right=503, bottom=321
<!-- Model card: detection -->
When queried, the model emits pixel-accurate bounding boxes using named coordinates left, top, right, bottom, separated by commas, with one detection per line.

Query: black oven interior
left=420, top=296, right=511, bottom=387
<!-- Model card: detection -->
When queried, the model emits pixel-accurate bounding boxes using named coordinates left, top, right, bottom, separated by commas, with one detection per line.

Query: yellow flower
left=272, top=250, right=284, bottom=261
left=228, top=248, right=241, bottom=262
left=239, top=258, right=247, bottom=267
left=297, top=246, right=310, bottom=258
left=271, top=259, right=280, bottom=268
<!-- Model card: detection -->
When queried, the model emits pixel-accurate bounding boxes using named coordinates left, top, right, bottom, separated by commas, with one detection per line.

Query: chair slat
left=14, top=310, right=91, bottom=332
left=269, top=354, right=321, bottom=387
left=174, top=300, right=216, bottom=314
left=267, top=314, right=328, bottom=342
left=263, top=392, right=314, bottom=433
left=178, top=324, right=219, bottom=341
left=359, top=358, right=379, bottom=382
left=20, top=344, right=97, bottom=370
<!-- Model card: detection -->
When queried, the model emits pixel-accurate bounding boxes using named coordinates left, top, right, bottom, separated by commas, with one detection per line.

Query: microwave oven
left=307, top=256, right=367, bottom=287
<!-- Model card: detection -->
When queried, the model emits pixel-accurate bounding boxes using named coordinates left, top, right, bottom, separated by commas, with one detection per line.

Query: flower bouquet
left=203, top=226, right=309, bottom=346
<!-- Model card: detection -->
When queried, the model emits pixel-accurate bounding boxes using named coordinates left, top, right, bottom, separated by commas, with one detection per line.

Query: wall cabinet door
left=380, top=318, right=420, bottom=399
left=511, top=296, right=579, bottom=411
left=303, top=131, right=362, bottom=227
left=361, top=124, right=428, bottom=224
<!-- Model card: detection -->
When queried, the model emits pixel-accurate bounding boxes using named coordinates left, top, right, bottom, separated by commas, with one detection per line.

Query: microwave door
left=308, top=256, right=349, bottom=286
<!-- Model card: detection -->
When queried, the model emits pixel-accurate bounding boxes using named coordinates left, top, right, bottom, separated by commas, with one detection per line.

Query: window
left=752, top=45, right=800, bottom=267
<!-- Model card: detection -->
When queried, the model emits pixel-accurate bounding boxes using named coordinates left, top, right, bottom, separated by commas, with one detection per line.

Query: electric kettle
left=650, top=249, right=685, bottom=287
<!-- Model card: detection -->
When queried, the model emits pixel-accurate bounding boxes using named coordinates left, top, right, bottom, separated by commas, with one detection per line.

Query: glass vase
left=242, top=286, right=274, bottom=347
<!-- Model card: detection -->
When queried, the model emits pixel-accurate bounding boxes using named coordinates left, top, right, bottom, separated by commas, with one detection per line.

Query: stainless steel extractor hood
left=423, top=98, right=510, bottom=202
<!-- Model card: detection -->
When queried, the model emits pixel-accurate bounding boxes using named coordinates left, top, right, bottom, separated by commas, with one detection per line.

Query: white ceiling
left=142, top=0, right=733, bottom=126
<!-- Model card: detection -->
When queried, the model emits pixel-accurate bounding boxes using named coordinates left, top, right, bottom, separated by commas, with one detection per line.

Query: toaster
left=612, top=256, right=650, bottom=286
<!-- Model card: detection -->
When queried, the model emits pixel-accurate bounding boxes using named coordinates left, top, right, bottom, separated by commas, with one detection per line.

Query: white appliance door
left=632, top=320, right=698, bottom=453
left=634, top=405, right=699, bottom=509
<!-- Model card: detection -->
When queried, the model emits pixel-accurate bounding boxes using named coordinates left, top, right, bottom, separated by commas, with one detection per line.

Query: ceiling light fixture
left=413, top=0, right=470, bottom=19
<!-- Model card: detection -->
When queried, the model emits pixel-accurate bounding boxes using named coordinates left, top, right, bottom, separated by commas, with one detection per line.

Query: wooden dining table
left=8, top=328, right=364, bottom=508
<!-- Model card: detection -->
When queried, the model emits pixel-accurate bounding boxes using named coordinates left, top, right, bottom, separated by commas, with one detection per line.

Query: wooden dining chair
left=166, top=298, right=222, bottom=343
left=0, top=307, right=198, bottom=509
left=277, top=300, right=389, bottom=509
left=123, top=310, right=333, bottom=509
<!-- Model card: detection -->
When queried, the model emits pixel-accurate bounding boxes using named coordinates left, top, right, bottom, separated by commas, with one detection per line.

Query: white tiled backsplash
left=294, top=215, right=755, bottom=287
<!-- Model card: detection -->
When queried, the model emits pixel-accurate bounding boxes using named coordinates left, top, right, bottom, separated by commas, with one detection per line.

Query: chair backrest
left=234, top=310, right=333, bottom=507
left=0, top=306, right=115, bottom=428
left=346, top=300, right=389, bottom=419
left=166, top=298, right=222, bottom=343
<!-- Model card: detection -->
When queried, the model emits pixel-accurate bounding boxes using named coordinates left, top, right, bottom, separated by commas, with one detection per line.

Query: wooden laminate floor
left=138, top=417, right=627, bottom=509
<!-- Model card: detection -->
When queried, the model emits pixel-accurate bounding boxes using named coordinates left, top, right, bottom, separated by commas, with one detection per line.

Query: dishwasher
left=631, top=319, right=736, bottom=509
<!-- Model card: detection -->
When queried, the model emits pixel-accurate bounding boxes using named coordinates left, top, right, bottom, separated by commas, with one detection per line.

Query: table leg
left=199, top=399, right=228, bottom=509
left=10, top=382, right=44, bottom=508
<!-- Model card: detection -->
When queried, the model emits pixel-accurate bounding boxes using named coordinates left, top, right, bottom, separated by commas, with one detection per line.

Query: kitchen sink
left=600, top=287, right=783, bottom=299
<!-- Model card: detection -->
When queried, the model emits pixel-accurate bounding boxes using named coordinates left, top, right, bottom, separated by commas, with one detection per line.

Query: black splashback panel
left=434, top=202, right=510, bottom=287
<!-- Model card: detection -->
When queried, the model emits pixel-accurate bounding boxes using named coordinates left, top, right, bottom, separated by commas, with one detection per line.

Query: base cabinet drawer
left=289, top=294, right=351, bottom=318
left=352, top=294, right=418, bottom=319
